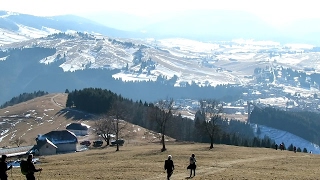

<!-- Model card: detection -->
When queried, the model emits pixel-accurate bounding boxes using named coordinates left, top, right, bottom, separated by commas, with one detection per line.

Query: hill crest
left=0, top=93, right=172, bottom=148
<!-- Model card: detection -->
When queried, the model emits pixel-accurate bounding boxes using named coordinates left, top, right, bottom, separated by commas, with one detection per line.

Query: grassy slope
left=5, top=143, right=320, bottom=180
left=0, top=93, right=172, bottom=147
left=0, top=93, right=76, bottom=147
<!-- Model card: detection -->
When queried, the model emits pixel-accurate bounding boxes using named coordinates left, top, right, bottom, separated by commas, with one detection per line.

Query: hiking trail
left=144, top=154, right=286, bottom=180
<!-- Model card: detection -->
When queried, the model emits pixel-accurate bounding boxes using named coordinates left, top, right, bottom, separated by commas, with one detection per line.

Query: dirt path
left=50, top=93, right=65, bottom=108
left=144, top=155, right=286, bottom=180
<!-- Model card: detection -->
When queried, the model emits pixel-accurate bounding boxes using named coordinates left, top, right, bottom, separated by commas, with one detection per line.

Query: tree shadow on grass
left=55, top=108, right=95, bottom=120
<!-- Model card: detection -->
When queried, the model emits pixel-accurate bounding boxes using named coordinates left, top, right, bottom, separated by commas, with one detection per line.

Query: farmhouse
left=66, top=123, right=90, bottom=136
left=33, top=138, right=57, bottom=156
left=30, top=130, right=78, bottom=156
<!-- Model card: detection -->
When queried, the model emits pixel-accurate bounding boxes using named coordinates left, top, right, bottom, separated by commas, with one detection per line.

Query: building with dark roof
left=30, top=130, right=78, bottom=155
left=66, top=123, right=90, bottom=136
left=34, top=138, right=57, bottom=156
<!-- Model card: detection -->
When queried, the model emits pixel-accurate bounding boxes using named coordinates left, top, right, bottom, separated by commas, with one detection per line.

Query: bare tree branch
left=10, top=137, right=26, bottom=147
left=108, top=100, right=130, bottom=151
left=149, top=98, right=178, bottom=152
left=92, top=115, right=114, bottom=146
left=199, top=99, right=223, bottom=149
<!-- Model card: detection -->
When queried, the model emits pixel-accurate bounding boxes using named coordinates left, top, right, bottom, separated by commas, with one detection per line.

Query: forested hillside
left=0, top=90, right=48, bottom=108
left=250, top=107, right=320, bottom=145
left=0, top=45, right=245, bottom=104
left=66, top=87, right=277, bottom=149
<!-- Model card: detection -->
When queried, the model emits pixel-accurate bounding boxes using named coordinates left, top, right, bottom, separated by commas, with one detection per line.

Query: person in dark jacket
left=164, top=155, right=174, bottom=180
left=0, top=155, right=12, bottom=180
left=187, top=154, right=196, bottom=178
left=25, top=154, right=42, bottom=180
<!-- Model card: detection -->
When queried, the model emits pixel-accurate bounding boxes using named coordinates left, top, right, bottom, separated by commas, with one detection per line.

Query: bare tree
left=108, top=100, right=129, bottom=151
left=93, top=115, right=114, bottom=146
left=10, top=137, right=26, bottom=147
left=199, top=99, right=223, bottom=149
left=149, top=98, right=176, bottom=152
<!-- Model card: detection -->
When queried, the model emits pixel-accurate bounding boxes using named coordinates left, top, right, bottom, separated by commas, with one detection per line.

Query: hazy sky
left=1, top=0, right=319, bottom=26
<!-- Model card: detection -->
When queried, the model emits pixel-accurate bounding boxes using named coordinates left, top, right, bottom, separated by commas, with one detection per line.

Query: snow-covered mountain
left=1, top=10, right=320, bottom=153
left=0, top=10, right=139, bottom=45
left=1, top=10, right=320, bottom=107
left=2, top=32, right=319, bottom=87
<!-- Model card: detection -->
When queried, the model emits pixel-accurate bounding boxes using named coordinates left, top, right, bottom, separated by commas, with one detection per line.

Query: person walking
left=187, top=154, right=196, bottom=178
left=0, top=155, right=12, bottom=180
left=25, top=154, right=42, bottom=180
left=164, top=155, right=174, bottom=180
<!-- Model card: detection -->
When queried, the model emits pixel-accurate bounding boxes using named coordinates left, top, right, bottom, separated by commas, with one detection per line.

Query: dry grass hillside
left=0, top=93, right=173, bottom=148
left=5, top=143, right=320, bottom=180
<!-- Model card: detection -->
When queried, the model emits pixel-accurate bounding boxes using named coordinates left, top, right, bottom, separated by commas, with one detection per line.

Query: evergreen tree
left=303, top=148, right=308, bottom=153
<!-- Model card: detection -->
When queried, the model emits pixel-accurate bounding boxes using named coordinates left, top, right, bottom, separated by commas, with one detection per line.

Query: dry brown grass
left=0, top=93, right=77, bottom=147
left=5, top=143, right=320, bottom=180
left=0, top=93, right=174, bottom=148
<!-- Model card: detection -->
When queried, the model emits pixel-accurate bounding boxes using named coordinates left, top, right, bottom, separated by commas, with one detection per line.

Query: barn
left=30, top=130, right=78, bottom=155
left=66, top=123, right=90, bottom=136
left=34, top=138, right=57, bottom=156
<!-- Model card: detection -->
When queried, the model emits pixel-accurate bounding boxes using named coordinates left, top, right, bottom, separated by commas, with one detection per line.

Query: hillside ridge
left=0, top=93, right=170, bottom=148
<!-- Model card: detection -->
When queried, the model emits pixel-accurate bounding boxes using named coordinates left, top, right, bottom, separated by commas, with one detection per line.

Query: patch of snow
left=0, top=129, right=10, bottom=142
left=257, top=97, right=288, bottom=107
left=284, top=43, right=314, bottom=50
left=232, top=39, right=281, bottom=46
left=252, top=124, right=320, bottom=154
left=0, top=56, right=8, bottom=61
left=158, top=38, right=219, bottom=53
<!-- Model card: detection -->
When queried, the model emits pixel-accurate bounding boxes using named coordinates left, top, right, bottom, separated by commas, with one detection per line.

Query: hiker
left=280, top=143, right=284, bottom=151
left=164, top=155, right=174, bottom=180
left=0, top=155, right=12, bottom=180
left=293, top=146, right=296, bottom=153
left=25, top=154, right=42, bottom=180
left=187, top=154, right=196, bottom=178
left=275, top=143, right=278, bottom=150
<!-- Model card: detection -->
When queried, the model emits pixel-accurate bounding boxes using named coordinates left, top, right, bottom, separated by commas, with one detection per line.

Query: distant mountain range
left=1, top=10, right=320, bottom=45
left=1, top=10, right=320, bottom=106
left=0, top=10, right=144, bottom=44
left=80, top=10, right=320, bottom=45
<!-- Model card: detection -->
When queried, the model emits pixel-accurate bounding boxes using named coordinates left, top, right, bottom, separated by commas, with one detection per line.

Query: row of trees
left=66, top=88, right=279, bottom=152
left=0, top=90, right=48, bottom=108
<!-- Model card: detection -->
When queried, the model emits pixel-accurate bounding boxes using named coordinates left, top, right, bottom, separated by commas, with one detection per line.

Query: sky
left=1, top=0, right=319, bottom=26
